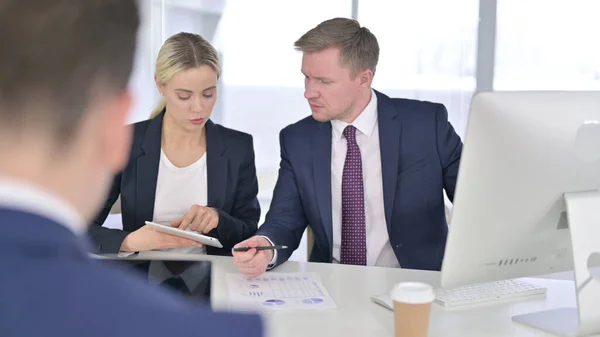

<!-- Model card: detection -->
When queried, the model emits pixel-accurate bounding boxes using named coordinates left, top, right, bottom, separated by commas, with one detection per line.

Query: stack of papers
left=226, top=272, right=337, bottom=311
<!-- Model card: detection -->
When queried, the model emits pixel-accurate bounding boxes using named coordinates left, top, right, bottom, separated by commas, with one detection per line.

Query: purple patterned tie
left=340, top=125, right=367, bottom=265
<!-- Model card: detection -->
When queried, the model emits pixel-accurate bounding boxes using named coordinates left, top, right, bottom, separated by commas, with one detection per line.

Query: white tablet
left=145, top=221, right=223, bottom=248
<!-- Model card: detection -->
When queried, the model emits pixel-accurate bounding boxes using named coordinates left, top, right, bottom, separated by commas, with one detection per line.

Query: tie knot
left=343, top=125, right=357, bottom=142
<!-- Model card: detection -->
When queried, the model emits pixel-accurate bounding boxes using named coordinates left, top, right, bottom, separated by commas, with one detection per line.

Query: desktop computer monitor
left=440, top=91, right=600, bottom=336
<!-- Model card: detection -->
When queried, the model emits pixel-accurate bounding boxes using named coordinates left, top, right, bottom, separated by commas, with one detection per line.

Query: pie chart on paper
left=263, top=299, right=286, bottom=306
left=302, top=298, right=324, bottom=304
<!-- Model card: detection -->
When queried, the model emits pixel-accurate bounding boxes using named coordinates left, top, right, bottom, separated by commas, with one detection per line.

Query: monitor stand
left=512, top=191, right=600, bottom=336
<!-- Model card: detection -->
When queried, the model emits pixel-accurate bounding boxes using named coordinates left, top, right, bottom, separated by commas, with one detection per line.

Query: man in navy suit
left=0, top=1, right=262, bottom=336
left=233, top=18, right=462, bottom=276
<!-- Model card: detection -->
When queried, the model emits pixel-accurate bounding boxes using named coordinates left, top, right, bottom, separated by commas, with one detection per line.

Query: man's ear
left=357, top=68, right=373, bottom=88
left=98, top=89, right=133, bottom=173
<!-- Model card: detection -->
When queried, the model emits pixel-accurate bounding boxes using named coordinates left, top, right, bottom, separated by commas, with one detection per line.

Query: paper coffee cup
left=390, top=282, right=435, bottom=337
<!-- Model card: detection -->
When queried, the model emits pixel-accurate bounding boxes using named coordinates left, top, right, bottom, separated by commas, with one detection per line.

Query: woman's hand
left=119, top=225, right=202, bottom=252
left=171, top=204, right=219, bottom=233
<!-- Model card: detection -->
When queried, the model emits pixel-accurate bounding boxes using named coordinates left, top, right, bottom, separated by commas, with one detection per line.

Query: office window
left=357, top=0, right=479, bottom=138
left=127, top=0, right=160, bottom=124
left=494, top=0, right=600, bottom=90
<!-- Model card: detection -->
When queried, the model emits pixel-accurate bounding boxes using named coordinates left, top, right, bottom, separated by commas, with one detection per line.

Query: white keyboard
left=372, top=279, right=547, bottom=309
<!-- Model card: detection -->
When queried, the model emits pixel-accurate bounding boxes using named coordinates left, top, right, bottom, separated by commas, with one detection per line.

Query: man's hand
left=232, top=236, right=274, bottom=278
left=120, top=225, right=202, bottom=252
left=171, top=204, right=219, bottom=233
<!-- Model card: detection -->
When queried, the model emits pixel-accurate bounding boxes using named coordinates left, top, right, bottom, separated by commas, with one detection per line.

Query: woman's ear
left=154, top=75, right=164, bottom=95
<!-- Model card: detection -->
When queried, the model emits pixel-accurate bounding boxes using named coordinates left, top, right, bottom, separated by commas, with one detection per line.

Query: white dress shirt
left=330, top=90, right=400, bottom=268
left=0, top=176, right=85, bottom=234
left=152, top=149, right=207, bottom=255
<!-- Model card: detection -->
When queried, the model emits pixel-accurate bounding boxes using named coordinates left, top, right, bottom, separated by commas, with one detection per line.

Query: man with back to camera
left=0, top=1, right=263, bottom=336
left=233, top=18, right=462, bottom=277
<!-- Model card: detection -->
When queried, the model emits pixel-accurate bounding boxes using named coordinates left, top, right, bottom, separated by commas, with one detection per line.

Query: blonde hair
left=294, top=18, right=379, bottom=77
left=150, top=32, right=221, bottom=119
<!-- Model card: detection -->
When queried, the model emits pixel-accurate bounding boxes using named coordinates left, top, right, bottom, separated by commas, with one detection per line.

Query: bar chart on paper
left=226, top=272, right=338, bottom=311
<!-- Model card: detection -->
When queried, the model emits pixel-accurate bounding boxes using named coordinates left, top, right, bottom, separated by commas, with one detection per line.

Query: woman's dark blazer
left=88, top=111, right=261, bottom=256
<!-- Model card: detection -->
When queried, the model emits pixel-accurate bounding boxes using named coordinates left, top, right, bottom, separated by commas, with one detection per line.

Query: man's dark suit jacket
left=0, top=208, right=263, bottom=336
left=89, top=111, right=260, bottom=255
left=257, top=90, right=462, bottom=271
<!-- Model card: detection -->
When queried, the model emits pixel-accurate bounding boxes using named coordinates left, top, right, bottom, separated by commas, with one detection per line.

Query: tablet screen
left=99, top=258, right=211, bottom=303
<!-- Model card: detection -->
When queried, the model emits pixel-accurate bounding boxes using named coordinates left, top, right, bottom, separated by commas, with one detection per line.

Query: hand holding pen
left=232, top=236, right=287, bottom=278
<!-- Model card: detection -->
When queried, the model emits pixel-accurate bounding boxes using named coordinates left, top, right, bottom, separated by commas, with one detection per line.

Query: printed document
left=226, top=272, right=337, bottom=311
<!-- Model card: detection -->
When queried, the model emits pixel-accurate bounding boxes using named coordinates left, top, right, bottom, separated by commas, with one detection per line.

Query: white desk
left=123, top=252, right=577, bottom=337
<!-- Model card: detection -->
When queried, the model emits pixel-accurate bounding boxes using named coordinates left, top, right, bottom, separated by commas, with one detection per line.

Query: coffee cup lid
left=390, top=282, right=435, bottom=304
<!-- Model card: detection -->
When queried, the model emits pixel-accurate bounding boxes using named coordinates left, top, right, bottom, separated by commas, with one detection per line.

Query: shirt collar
left=331, top=89, right=378, bottom=140
left=0, top=176, right=85, bottom=234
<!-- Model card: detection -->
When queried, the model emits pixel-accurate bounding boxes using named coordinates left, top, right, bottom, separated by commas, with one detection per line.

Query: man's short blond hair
left=294, top=17, right=379, bottom=77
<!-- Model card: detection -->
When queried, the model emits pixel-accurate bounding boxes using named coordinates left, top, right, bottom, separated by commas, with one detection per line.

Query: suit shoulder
left=211, top=122, right=254, bottom=149
left=385, top=97, right=450, bottom=127
left=212, top=122, right=252, bottom=141
left=280, top=115, right=317, bottom=137
left=128, top=118, right=153, bottom=152
left=131, top=118, right=153, bottom=134
left=84, top=263, right=264, bottom=334
left=389, top=97, right=445, bottom=114
left=2, top=260, right=263, bottom=336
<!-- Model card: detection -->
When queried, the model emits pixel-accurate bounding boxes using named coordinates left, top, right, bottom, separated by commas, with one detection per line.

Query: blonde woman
left=89, top=32, right=260, bottom=256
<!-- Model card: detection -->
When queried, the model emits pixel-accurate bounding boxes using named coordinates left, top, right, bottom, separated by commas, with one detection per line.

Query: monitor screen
left=99, top=258, right=211, bottom=303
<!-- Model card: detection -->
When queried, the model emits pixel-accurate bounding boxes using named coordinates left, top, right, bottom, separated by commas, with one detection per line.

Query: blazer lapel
left=134, top=113, right=163, bottom=227
left=206, top=120, right=228, bottom=209
left=376, top=90, right=402, bottom=232
left=312, top=122, right=333, bottom=255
